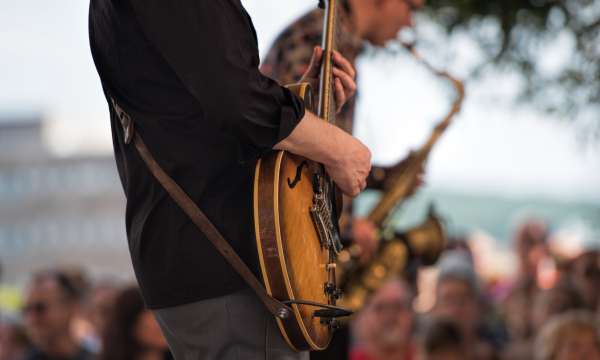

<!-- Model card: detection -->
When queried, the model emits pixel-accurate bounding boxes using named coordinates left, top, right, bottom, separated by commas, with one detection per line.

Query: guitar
left=253, top=0, right=345, bottom=351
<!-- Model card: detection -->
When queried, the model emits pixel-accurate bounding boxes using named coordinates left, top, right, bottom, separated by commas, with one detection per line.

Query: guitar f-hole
left=287, top=161, right=308, bottom=189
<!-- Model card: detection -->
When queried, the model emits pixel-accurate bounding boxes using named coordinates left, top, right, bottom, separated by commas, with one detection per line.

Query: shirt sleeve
left=129, top=0, right=305, bottom=152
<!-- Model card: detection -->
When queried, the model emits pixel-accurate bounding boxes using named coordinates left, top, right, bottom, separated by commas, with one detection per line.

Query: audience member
left=569, top=250, right=600, bottom=312
left=431, top=251, right=498, bottom=360
left=503, top=280, right=585, bottom=359
left=351, top=279, right=416, bottom=360
left=530, top=281, right=584, bottom=333
left=54, top=267, right=100, bottom=355
left=21, top=270, right=92, bottom=360
left=500, top=219, right=551, bottom=350
left=418, top=318, right=466, bottom=360
left=513, top=219, right=549, bottom=286
left=0, top=319, right=30, bottom=360
left=501, top=280, right=534, bottom=346
left=534, top=310, right=600, bottom=360
left=77, top=278, right=120, bottom=354
left=99, top=286, right=172, bottom=360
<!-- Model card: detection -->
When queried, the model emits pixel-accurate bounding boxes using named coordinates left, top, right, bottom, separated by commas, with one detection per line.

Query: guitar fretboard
left=318, top=0, right=340, bottom=126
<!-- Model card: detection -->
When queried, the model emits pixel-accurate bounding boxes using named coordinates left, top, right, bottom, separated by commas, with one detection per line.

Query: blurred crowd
left=347, top=218, right=600, bottom=360
left=1, top=218, right=599, bottom=360
left=0, top=269, right=172, bottom=360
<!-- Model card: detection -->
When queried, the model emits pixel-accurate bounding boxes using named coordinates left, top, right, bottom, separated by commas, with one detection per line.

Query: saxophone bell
left=394, top=204, right=447, bottom=266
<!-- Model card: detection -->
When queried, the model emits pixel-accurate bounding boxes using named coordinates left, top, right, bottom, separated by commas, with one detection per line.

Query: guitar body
left=253, top=83, right=340, bottom=351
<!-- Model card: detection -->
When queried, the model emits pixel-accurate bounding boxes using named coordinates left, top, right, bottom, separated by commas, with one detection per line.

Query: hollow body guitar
left=253, top=0, right=344, bottom=351
left=253, top=83, right=341, bottom=351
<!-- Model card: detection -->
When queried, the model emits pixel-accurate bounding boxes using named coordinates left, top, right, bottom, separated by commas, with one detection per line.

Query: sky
left=0, top=0, right=599, bottom=203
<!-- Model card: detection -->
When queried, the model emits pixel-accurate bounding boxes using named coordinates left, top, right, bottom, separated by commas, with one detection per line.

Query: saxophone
left=337, top=42, right=465, bottom=312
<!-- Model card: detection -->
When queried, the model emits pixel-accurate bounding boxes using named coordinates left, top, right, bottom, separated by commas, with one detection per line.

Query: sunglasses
left=22, top=301, right=49, bottom=316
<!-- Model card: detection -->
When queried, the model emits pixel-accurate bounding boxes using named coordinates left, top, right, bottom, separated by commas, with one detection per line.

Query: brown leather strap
left=110, top=98, right=291, bottom=319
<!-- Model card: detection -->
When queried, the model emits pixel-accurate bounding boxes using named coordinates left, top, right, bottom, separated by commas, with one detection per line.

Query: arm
left=130, top=0, right=305, bottom=151
left=131, top=1, right=369, bottom=196
left=274, top=111, right=371, bottom=197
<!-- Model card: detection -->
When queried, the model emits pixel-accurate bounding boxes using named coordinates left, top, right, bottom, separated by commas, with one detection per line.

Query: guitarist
left=88, top=0, right=370, bottom=359
left=262, top=0, right=425, bottom=265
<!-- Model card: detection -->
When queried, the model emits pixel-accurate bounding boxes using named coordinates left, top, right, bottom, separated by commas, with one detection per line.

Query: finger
left=334, top=78, right=347, bottom=113
left=359, top=178, right=367, bottom=191
left=335, top=77, right=348, bottom=103
left=333, top=67, right=357, bottom=97
left=351, top=183, right=360, bottom=197
left=306, top=46, right=323, bottom=78
left=341, top=182, right=357, bottom=198
left=333, top=50, right=356, bottom=79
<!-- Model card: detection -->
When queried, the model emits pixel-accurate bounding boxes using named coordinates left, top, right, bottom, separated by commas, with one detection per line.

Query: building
left=0, top=116, right=133, bottom=286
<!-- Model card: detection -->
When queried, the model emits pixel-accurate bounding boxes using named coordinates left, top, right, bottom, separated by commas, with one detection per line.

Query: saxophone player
left=262, top=0, right=426, bottom=266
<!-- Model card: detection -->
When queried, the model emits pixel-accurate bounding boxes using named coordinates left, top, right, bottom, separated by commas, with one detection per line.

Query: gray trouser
left=153, top=289, right=309, bottom=360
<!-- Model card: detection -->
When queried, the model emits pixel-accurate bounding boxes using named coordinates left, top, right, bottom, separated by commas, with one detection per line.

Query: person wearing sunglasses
left=21, top=271, right=92, bottom=360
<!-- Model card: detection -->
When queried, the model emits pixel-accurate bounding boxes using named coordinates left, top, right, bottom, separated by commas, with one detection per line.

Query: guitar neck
left=318, top=0, right=339, bottom=125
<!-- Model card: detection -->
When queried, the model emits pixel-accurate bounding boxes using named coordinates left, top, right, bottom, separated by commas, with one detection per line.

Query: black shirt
left=88, top=0, right=305, bottom=308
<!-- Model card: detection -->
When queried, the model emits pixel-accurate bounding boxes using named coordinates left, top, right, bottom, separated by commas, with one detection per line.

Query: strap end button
left=277, top=307, right=291, bottom=319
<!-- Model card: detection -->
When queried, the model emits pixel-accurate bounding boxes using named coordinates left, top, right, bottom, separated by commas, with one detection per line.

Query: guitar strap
left=110, top=97, right=292, bottom=320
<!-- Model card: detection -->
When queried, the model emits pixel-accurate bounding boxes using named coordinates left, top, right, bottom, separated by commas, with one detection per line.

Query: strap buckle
left=110, top=98, right=135, bottom=144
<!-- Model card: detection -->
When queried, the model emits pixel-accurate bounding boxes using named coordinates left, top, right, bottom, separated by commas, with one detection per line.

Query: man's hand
left=274, top=112, right=371, bottom=198
left=300, top=46, right=357, bottom=114
left=351, top=218, right=379, bottom=264
left=324, top=132, right=371, bottom=197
